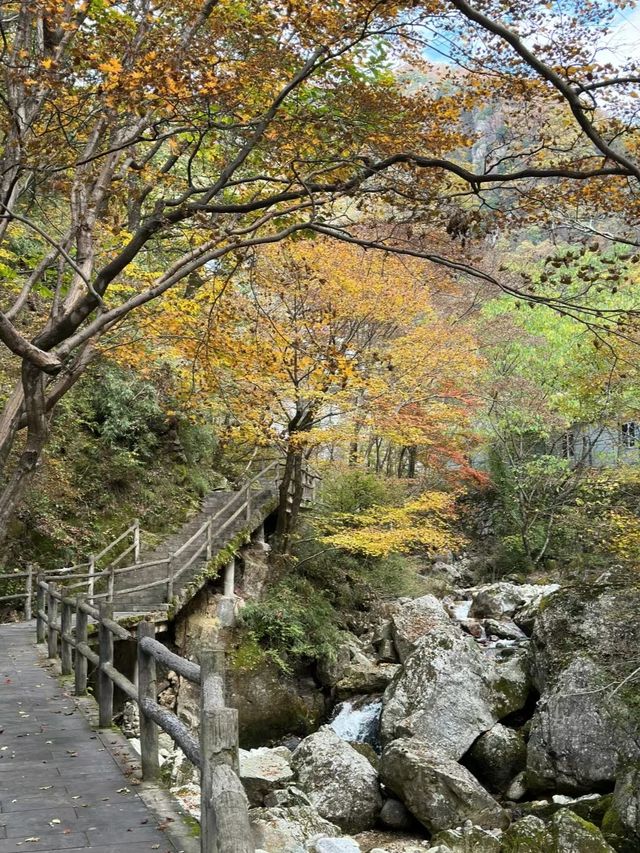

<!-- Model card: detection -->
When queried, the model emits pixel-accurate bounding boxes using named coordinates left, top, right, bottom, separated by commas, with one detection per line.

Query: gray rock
left=381, top=628, right=530, bottom=758
left=391, top=594, right=455, bottom=663
left=334, top=660, right=400, bottom=699
left=380, top=738, right=508, bottom=833
left=550, top=808, right=615, bottom=852
left=467, top=724, right=527, bottom=792
left=292, top=727, right=382, bottom=833
left=483, top=619, right=527, bottom=641
left=469, top=582, right=559, bottom=620
left=520, top=793, right=612, bottom=825
left=380, top=797, right=413, bottom=829
left=239, top=746, right=294, bottom=806
left=430, top=824, right=501, bottom=853
left=526, top=582, right=640, bottom=794
left=505, top=771, right=528, bottom=802
left=317, top=639, right=353, bottom=688
left=501, top=815, right=552, bottom=852
left=602, top=763, right=640, bottom=852
left=250, top=805, right=340, bottom=853
left=530, top=582, right=640, bottom=693
left=527, top=655, right=638, bottom=793
left=264, top=786, right=312, bottom=809
left=307, top=838, right=361, bottom=853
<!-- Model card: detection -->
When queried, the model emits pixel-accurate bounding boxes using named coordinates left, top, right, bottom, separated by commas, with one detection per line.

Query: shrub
left=239, top=576, right=341, bottom=673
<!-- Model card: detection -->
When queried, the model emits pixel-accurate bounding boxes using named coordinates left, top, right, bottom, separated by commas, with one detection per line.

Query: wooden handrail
left=34, top=580, right=253, bottom=853
left=29, top=458, right=320, bottom=613
left=0, top=563, right=33, bottom=618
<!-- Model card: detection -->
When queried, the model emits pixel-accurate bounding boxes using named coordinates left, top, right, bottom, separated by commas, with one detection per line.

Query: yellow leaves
left=320, top=490, right=461, bottom=557
left=98, top=57, right=122, bottom=75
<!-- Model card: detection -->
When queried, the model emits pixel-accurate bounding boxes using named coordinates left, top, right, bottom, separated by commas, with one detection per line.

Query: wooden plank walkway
left=0, top=622, right=182, bottom=853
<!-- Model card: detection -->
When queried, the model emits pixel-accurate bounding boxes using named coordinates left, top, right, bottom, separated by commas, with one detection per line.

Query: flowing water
left=329, top=697, right=383, bottom=751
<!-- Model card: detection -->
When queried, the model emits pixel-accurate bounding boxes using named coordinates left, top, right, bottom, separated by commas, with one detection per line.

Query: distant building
left=556, top=421, right=640, bottom=468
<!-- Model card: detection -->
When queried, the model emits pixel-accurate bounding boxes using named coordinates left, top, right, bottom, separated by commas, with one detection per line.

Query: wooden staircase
left=43, top=460, right=319, bottom=619
left=111, top=481, right=276, bottom=611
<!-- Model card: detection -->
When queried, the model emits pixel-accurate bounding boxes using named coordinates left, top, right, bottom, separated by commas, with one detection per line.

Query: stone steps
left=111, top=485, right=275, bottom=611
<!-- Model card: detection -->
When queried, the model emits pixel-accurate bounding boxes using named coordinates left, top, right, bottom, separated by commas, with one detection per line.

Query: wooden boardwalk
left=0, top=621, right=182, bottom=853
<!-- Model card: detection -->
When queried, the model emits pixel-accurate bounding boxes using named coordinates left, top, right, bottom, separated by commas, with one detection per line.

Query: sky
left=423, top=4, right=640, bottom=68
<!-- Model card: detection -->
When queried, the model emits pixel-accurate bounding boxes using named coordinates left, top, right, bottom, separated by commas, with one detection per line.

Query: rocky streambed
left=122, top=570, right=640, bottom=853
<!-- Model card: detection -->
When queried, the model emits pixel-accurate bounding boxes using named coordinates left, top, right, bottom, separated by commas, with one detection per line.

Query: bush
left=319, top=468, right=406, bottom=514
left=239, top=576, right=342, bottom=673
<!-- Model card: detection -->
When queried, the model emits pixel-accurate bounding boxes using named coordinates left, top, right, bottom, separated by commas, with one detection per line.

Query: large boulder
left=467, top=724, right=527, bottom=793
left=291, top=727, right=382, bottom=833
left=602, top=763, right=640, bottom=852
left=502, top=815, right=552, bottom=852
left=380, top=738, right=508, bottom=833
left=334, top=659, right=399, bottom=699
left=527, top=655, right=638, bottom=793
left=430, top=825, right=501, bottom=852
left=549, top=808, right=615, bottom=852
left=525, top=581, right=640, bottom=793
left=469, top=582, right=559, bottom=620
left=390, top=595, right=455, bottom=662
left=239, top=746, right=294, bottom=806
left=501, top=810, right=615, bottom=853
left=380, top=629, right=530, bottom=758
left=250, top=805, right=340, bottom=853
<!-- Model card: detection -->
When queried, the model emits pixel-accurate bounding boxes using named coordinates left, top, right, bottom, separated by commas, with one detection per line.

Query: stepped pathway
left=111, top=479, right=277, bottom=612
left=0, top=621, right=183, bottom=853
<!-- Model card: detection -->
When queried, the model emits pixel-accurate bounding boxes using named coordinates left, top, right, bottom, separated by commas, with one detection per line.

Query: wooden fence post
left=24, top=564, right=33, bottom=621
left=133, top=519, right=141, bottom=563
left=47, top=583, right=58, bottom=659
left=75, top=598, right=88, bottom=696
left=207, top=520, right=213, bottom=562
left=60, top=598, right=73, bottom=676
left=167, top=556, right=175, bottom=601
left=200, top=645, right=252, bottom=853
left=107, top=564, right=115, bottom=603
left=88, top=555, right=96, bottom=603
left=36, top=575, right=45, bottom=643
left=137, top=621, right=160, bottom=780
left=98, top=602, right=114, bottom=728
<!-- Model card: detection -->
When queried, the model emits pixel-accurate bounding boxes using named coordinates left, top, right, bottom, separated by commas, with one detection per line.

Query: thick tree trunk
left=0, top=362, right=49, bottom=542
left=274, top=446, right=305, bottom=555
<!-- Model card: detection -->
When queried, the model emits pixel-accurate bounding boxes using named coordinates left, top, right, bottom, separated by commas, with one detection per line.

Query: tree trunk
left=0, top=362, right=49, bottom=542
left=407, top=446, right=417, bottom=478
left=274, top=445, right=305, bottom=555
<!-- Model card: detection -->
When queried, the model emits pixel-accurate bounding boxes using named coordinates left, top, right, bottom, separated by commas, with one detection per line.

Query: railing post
left=75, top=597, right=88, bottom=696
left=47, top=582, right=58, bottom=659
left=167, top=556, right=175, bottom=601
left=133, top=519, right=141, bottom=563
left=88, top=554, right=95, bottom=603
left=36, top=575, right=45, bottom=643
left=200, top=645, right=252, bottom=853
left=107, top=563, right=115, bottom=603
left=24, top=563, right=33, bottom=621
left=98, top=602, right=114, bottom=728
left=137, top=621, right=159, bottom=780
left=60, top=598, right=73, bottom=676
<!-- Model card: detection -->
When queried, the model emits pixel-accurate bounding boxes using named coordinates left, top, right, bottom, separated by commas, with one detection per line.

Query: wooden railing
left=0, top=564, right=34, bottom=616
left=3, top=459, right=321, bottom=618
left=36, top=578, right=253, bottom=853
